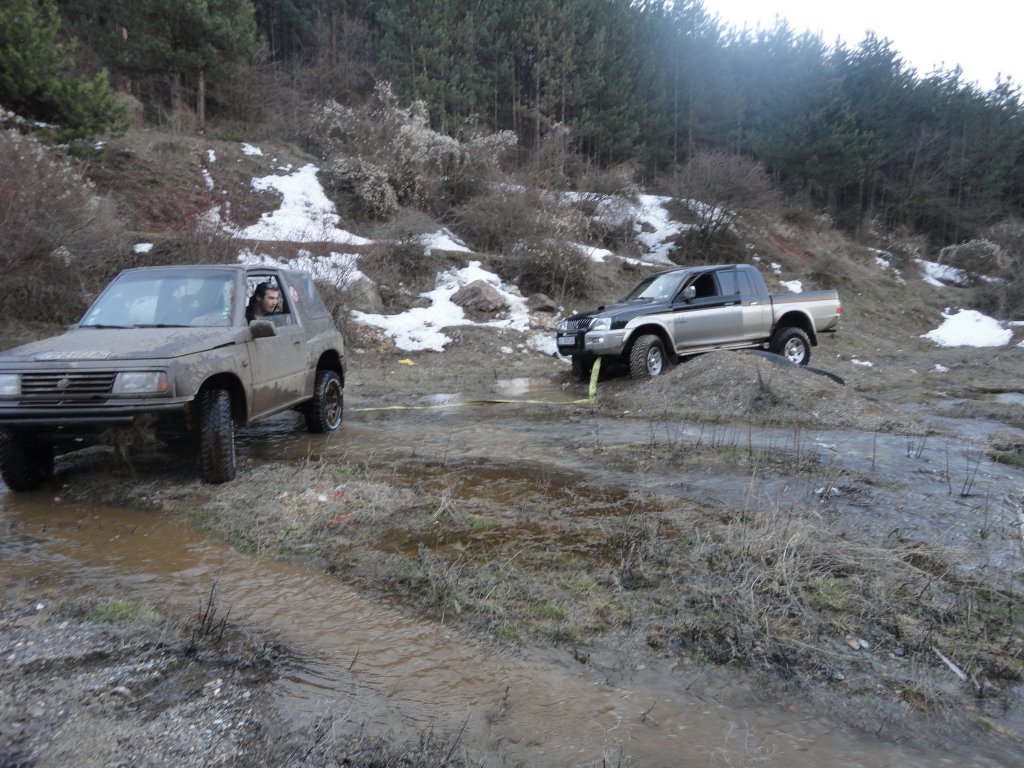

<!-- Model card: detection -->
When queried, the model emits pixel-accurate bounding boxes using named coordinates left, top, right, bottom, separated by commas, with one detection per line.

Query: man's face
left=259, top=290, right=280, bottom=315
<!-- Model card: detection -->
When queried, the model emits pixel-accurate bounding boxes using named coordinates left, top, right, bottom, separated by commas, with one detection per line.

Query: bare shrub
left=506, top=238, right=591, bottom=301
left=309, top=84, right=517, bottom=218
left=0, top=124, right=129, bottom=325
left=672, top=149, right=780, bottom=259
left=453, top=186, right=541, bottom=253
left=358, top=238, right=442, bottom=310
left=938, top=237, right=1024, bottom=317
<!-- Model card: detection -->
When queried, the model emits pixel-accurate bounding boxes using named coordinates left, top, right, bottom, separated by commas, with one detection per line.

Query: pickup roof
left=556, top=263, right=840, bottom=379
left=0, top=264, right=346, bottom=489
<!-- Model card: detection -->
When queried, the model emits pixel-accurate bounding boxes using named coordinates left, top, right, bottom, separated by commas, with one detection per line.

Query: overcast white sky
left=704, top=0, right=1021, bottom=90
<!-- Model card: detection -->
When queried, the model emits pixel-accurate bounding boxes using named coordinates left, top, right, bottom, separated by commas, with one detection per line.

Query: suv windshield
left=81, top=271, right=236, bottom=328
left=621, top=272, right=684, bottom=301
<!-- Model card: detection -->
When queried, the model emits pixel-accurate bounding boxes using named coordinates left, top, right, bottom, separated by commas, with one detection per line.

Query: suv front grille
left=564, top=318, right=595, bottom=332
left=21, top=371, right=117, bottom=399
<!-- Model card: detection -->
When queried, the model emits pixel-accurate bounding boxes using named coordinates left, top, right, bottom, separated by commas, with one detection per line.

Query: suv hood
left=0, top=327, right=247, bottom=363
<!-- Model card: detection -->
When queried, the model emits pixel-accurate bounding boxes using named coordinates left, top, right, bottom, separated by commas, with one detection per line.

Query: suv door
left=670, top=268, right=744, bottom=349
left=246, top=274, right=309, bottom=415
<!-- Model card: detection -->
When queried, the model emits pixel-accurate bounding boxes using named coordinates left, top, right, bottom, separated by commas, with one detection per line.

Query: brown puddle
left=0, top=491, right=1006, bottom=767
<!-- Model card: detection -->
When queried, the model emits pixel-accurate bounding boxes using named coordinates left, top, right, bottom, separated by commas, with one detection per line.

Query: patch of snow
left=132, top=242, right=153, bottom=254
left=421, top=228, right=472, bottom=255
left=572, top=242, right=614, bottom=263
left=202, top=168, right=214, bottom=191
left=234, top=164, right=371, bottom=245
left=917, top=259, right=969, bottom=287
left=351, top=261, right=530, bottom=352
left=239, top=248, right=366, bottom=286
left=241, top=143, right=263, bottom=156
left=634, top=195, right=684, bottom=264
left=851, top=359, right=873, bottom=367
left=207, top=149, right=216, bottom=163
left=922, top=309, right=1012, bottom=347
left=932, top=364, right=950, bottom=373
left=780, top=280, right=803, bottom=293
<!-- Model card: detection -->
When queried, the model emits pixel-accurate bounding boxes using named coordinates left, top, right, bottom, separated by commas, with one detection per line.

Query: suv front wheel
left=199, top=388, right=236, bottom=483
left=0, top=429, right=54, bottom=491
left=304, top=370, right=344, bottom=433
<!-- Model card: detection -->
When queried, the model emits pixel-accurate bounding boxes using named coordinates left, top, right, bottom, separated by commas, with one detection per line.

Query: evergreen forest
left=3, top=0, right=1023, bottom=249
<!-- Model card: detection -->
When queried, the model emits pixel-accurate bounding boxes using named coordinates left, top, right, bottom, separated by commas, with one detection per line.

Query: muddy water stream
left=3, top=381, right=1023, bottom=766
left=1, top=495, right=994, bottom=768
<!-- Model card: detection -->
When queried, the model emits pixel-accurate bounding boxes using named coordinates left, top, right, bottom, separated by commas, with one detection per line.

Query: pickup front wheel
left=770, top=327, right=811, bottom=365
left=198, top=388, right=236, bottom=483
left=629, top=334, right=667, bottom=378
left=0, top=429, right=54, bottom=491
left=305, top=370, right=344, bottom=433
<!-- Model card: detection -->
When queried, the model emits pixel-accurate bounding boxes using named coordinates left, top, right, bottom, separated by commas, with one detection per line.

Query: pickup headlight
left=113, top=371, right=170, bottom=395
left=590, top=317, right=612, bottom=332
left=0, top=373, right=20, bottom=396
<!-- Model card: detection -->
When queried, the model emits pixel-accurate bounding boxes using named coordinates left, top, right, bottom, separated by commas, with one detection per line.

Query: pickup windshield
left=80, top=270, right=236, bottom=328
left=621, top=272, right=684, bottom=301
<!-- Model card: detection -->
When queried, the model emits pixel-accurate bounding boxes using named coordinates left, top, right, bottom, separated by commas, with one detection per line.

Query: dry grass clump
left=651, top=502, right=1024, bottom=707
left=185, top=461, right=423, bottom=559
left=608, top=351, right=922, bottom=433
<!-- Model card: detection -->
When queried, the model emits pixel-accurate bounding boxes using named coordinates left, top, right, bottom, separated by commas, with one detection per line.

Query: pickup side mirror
left=250, top=319, right=277, bottom=339
left=679, top=285, right=697, bottom=302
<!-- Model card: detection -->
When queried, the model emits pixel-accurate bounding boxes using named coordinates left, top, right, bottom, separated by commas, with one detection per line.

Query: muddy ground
left=3, top=322, right=1024, bottom=766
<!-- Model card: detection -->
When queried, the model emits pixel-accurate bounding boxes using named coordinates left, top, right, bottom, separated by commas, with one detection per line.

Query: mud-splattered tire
left=770, top=327, right=812, bottom=366
left=304, top=370, right=344, bottom=433
left=570, top=354, right=594, bottom=382
left=0, top=428, right=54, bottom=491
left=199, top=388, right=236, bottom=483
left=629, top=334, right=667, bottom=379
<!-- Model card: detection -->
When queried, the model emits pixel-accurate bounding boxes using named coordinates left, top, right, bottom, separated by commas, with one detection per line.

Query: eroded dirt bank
left=2, top=340, right=1024, bottom=766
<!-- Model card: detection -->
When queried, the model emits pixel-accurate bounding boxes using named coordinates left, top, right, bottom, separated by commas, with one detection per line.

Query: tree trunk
left=197, top=71, right=206, bottom=132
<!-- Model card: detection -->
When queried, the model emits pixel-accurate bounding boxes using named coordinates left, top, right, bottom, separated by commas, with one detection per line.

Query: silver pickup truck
left=0, top=264, right=346, bottom=489
left=556, top=263, right=840, bottom=379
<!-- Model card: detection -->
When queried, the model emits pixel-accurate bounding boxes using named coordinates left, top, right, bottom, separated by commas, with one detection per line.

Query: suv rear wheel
left=304, top=370, right=344, bottom=433
left=199, top=388, right=236, bottom=483
left=0, top=429, right=54, bottom=491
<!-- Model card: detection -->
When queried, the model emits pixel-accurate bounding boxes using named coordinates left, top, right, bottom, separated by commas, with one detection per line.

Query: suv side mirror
left=250, top=319, right=277, bottom=339
left=680, top=285, right=696, bottom=301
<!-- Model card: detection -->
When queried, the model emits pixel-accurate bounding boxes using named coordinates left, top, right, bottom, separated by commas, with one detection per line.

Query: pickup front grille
left=563, top=318, right=595, bottom=332
left=21, top=371, right=117, bottom=398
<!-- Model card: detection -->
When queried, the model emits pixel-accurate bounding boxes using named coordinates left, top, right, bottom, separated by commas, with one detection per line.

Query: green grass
left=87, top=599, right=158, bottom=623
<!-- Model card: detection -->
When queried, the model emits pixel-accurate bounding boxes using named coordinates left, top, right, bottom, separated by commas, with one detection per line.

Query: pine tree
left=0, top=0, right=124, bottom=138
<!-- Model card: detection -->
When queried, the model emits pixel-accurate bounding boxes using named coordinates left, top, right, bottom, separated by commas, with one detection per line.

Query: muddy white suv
left=0, top=264, right=346, bottom=489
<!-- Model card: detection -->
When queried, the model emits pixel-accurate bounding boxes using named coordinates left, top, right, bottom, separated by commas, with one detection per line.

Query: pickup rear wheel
left=304, top=370, right=344, bottom=433
left=0, top=429, right=54, bottom=491
left=770, top=327, right=812, bottom=365
left=198, top=388, right=236, bottom=483
left=629, top=334, right=667, bottom=378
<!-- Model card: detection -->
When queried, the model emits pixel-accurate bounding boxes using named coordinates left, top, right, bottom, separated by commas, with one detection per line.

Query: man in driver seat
left=246, top=282, right=281, bottom=323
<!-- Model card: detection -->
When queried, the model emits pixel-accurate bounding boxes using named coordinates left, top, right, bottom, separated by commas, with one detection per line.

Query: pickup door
left=669, top=267, right=744, bottom=349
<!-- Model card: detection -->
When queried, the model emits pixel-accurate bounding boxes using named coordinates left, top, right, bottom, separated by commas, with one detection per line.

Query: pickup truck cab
left=556, top=263, right=840, bottom=379
left=0, top=264, right=346, bottom=489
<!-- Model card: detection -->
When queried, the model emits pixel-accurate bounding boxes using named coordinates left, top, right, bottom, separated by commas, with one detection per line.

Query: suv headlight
left=113, top=371, right=170, bottom=395
left=0, top=373, right=20, bottom=396
left=590, top=317, right=611, bottom=332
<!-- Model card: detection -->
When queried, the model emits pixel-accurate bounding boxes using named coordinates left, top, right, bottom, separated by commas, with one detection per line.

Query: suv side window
left=715, top=268, right=738, bottom=297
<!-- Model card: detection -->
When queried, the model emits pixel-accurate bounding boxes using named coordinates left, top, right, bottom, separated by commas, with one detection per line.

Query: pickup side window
left=737, top=270, right=756, bottom=297
left=690, top=272, right=719, bottom=299
left=715, top=268, right=738, bottom=297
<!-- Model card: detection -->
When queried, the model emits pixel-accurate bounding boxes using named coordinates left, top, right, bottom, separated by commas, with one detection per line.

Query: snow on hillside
left=186, top=146, right=1021, bottom=355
